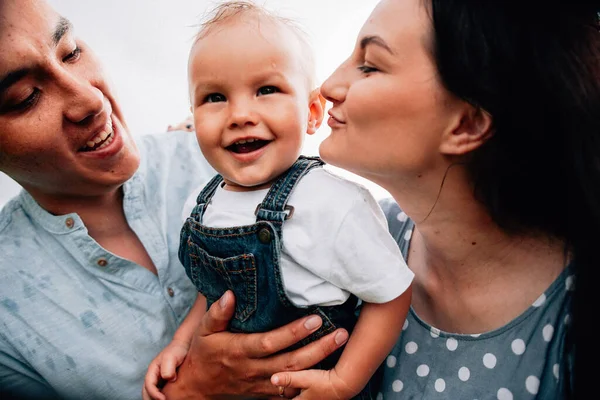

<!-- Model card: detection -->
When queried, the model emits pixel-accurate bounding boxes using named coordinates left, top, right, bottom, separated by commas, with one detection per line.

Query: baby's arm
left=143, top=295, right=207, bottom=400
left=272, top=289, right=411, bottom=399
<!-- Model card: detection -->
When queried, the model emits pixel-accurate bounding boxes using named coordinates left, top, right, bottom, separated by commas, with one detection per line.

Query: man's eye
left=4, top=89, right=40, bottom=113
left=257, top=86, right=279, bottom=96
left=63, top=47, right=81, bottom=62
left=204, top=93, right=226, bottom=103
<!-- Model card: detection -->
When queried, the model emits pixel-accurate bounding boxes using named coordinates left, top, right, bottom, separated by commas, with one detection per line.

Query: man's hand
left=162, top=291, right=349, bottom=400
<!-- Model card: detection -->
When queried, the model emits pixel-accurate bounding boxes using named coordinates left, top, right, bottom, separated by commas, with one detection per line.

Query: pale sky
left=0, top=0, right=391, bottom=207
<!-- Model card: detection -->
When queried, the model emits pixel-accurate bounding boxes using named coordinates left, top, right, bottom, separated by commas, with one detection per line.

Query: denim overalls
left=178, top=157, right=368, bottom=377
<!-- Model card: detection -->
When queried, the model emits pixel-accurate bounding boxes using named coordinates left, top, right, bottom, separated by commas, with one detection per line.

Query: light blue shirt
left=0, top=131, right=215, bottom=400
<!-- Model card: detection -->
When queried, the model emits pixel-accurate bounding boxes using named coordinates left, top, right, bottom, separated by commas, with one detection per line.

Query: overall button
left=257, top=227, right=272, bottom=244
left=167, top=287, right=175, bottom=297
left=65, top=217, right=74, bottom=229
left=97, top=258, right=108, bottom=267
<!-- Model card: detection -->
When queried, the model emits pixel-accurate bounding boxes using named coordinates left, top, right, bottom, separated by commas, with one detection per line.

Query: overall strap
left=190, top=174, right=224, bottom=221
left=255, top=156, right=325, bottom=224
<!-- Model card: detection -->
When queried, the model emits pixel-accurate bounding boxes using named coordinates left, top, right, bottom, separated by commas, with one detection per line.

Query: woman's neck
left=387, top=165, right=567, bottom=333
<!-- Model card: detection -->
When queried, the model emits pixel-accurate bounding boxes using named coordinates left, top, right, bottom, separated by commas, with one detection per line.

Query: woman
left=267, top=0, right=599, bottom=398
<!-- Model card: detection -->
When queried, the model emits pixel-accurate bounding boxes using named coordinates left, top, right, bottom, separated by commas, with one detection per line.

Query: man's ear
left=439, top=105, right=493, bottom=155
left=306, top=88, right=326, bottom=135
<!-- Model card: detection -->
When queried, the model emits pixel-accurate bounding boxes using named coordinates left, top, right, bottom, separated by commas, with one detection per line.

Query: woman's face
left=320, top=0, right=462, bottom=188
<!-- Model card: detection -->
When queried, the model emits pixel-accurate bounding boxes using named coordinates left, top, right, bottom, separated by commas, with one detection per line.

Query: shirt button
left=167, top=287, right=175, bottom=297
left=97, top=258, right=108, bottom=267
left=65, top=217, right=74, bottom=229
left=257, top=227, right=272, bottom=244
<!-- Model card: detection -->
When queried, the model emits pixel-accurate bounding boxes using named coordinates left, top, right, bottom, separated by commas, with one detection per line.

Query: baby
left=145, top=2, right=413, bottom=399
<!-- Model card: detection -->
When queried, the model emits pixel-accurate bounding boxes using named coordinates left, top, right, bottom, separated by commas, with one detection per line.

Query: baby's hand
left=271, top=368, right=360, bottom=400
left=142, top=339, right=191, bottom=400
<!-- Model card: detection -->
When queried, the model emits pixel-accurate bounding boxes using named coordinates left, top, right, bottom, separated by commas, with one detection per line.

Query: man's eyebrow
left=0, top=69, right=29, bottom=98
left=0, top=17, right=72, bottom=98
left=53, top=16, right=73, bottom=46
left=360, top=35, right=394, bottom=55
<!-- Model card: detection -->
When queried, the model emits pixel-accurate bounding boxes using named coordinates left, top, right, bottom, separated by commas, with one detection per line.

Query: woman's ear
left=439, top=105, right=493, bottom=155
left=306, top=88, right=326, bottom=135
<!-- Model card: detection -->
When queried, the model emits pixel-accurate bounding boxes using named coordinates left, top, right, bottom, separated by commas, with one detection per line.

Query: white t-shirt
left=182, top=168, right=414, bottom=306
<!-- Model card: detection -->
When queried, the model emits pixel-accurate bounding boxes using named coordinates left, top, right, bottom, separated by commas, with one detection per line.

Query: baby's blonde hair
left=194, top=0, right=317, bottom=90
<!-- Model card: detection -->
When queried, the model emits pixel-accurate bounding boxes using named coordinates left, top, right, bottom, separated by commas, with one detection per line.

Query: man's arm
left=162, top=291, right=349, bottom=400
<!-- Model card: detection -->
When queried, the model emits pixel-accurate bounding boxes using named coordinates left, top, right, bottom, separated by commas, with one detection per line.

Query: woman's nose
left=321, top=63, right=349, bottom=105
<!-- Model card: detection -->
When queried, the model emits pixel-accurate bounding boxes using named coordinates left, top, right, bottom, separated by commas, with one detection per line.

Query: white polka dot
left=417, top=364, right=430, bottom=377
left=564, top=314, right=571, bottom=325
left=511, top=339, right=526, bottom=355
left=446, top=337, right=458, bottom=351
left=430, top=327, right=440, bottom=338
left=405, top=341, right=418, bottom=354
left=542, top=324, right=554, bottom=342
left=565, top=275, right=575, bottom=291
left=404, top=230, right=413, bottom=241
left=403, top=319, right=409, bottom=331
left=396, top=212, right=408, bottom=222
left=497, top=388, right=513, bottom=400
left=386, top=355, right=397, bottom=368
left=458, top=367, right=471, bottom=381
left=376, top=393, right=383, bottom=400
left=553, top=364, right=559, bottom=379
left=532, top=293, right=546, bottom=307
left=435, top=378, right=446, bottom=392
left=526, top=376, right=540, bottom=394
left=392, top=380, right=404, bottom=392
left=483, top=353, right=497, bottom=369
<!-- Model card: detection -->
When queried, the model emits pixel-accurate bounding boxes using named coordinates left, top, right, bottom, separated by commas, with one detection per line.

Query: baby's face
left=188, top=17, right=316, bottom=190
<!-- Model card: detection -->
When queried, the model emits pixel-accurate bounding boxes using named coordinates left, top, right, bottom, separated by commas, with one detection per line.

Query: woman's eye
left=63, top=46, right=81, bottom=62
left=358, top=65, right=379, bottom=74
left=257, top=86, right=279, bottom=96
left=204, top=93, right=226, bottom=103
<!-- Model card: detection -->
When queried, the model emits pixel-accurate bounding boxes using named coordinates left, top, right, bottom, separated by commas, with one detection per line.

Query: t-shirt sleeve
left=324, top=188, right=414, bottom=303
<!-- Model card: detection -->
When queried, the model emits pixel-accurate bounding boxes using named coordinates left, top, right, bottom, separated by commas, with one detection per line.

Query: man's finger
left=196, top=290, right=236, bottom=336
left=269, top=328, right=348, bottom=372
left=243, top=315, right=324, bottom=358
left=271, top=369, right=319, bottom=390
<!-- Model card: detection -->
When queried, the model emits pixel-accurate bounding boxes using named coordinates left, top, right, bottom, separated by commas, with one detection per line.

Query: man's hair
left=194, top=0, right=316, bottom=89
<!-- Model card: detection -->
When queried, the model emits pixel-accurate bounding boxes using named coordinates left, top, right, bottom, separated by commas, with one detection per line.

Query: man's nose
left=62, top=74, right=105, bottom=124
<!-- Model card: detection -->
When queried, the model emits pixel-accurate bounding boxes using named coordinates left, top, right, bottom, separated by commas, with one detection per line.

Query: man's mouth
left=80, top=119, right=114, bottom=152
left=226, top=138, right=270, bottom=154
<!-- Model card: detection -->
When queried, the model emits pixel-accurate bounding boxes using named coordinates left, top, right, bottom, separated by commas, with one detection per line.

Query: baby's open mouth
left=227, top=138, right=270, bottom=154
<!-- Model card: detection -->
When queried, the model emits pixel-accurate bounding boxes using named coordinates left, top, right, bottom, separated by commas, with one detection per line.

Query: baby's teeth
left=87, top=140, right=96, bottom=147
left=100, top=131, right=109, bottom=141
left=237, top=139, right=247, bottom=144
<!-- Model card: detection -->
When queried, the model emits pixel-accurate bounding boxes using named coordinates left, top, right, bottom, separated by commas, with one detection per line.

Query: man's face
left=0, top=0, right=140, bottom=198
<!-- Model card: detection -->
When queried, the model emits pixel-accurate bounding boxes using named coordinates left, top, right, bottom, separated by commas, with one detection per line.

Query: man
left=0, top=1, right=347, bottom=399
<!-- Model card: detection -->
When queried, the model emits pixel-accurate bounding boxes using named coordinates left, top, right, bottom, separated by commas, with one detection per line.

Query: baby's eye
left=257, top=86, right=279, bottom=96
left=205, top=93, right=226, bottom=103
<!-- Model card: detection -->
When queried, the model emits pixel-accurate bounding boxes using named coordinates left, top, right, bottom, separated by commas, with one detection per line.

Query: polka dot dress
left=377, top=198, right=574, bottom=399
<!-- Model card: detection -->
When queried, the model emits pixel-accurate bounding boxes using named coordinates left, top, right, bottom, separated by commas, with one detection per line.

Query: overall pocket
left=183, top=238, right=257, bottom=322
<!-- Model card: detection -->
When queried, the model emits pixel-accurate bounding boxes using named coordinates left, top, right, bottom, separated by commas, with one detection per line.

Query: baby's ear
left=307, top=88, right=325, bottom=135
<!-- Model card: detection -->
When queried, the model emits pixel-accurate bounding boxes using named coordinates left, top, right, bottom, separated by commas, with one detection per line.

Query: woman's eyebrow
left=360, top=35, right=394, bottom=55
